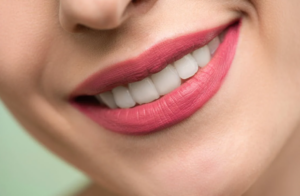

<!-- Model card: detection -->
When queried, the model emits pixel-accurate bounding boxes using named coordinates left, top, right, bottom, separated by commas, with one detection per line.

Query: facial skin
left=1, top=0, right=300, bottom=196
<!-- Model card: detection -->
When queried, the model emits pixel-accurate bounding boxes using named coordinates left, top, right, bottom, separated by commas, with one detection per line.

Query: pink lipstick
left=71, top=20, right=241, bottom=134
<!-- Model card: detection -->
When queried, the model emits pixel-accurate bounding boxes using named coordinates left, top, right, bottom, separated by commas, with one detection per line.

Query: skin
left=0, top=0, right=300, bottom=195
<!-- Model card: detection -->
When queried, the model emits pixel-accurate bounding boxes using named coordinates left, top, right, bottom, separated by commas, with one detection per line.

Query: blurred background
left=0, top=100, right=89, bottom=196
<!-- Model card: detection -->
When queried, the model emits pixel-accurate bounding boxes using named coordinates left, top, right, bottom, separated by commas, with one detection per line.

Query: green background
left=0, top=100, right=89, bottom=196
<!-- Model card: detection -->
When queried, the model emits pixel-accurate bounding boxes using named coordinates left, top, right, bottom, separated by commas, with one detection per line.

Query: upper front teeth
left=174, top=54, right=199, bottom=79
left=129, top=78, right=160, bottom=105
left=151, top=65, right=181, bottom=96
left=96, top=36, right=220, bottom=109
left=112, top=86, right=136, bottom=109
left=192, top=45, right=211, bottom=67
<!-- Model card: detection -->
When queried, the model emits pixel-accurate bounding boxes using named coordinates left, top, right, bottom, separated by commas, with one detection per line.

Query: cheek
left=0, top=1, right=58, bottom=98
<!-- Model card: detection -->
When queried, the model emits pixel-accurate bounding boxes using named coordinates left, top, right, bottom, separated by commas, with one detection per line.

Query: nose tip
left=59, top=0, right=133, bottom=32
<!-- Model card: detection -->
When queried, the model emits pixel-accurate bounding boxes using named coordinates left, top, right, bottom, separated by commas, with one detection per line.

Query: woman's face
left=1, top=0, right=300, bottom=195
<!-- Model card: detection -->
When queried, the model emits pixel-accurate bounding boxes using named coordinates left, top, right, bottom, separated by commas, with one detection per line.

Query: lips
left=71, top=20, right=241, bottom=134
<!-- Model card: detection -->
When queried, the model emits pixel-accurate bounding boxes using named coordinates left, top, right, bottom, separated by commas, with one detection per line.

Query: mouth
left=70, top=20, right=241, bottom=134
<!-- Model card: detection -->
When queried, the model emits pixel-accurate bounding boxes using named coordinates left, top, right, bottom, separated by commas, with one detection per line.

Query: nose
left=59, top=0, right=136, bottom=32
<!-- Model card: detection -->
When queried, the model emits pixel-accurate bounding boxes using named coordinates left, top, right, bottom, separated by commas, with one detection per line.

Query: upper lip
left=70, top=20, right=237, bottom=99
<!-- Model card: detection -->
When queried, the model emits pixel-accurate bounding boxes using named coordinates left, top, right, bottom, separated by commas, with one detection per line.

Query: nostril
left=132, top=0, right=142, bottom=4
left=59, top=0, right=134, bottom=32
left=59, top=0, right=157, bottom=32
left=73, top=24, right=90, bottom=32
left=131, top=0, right=150, bottom=7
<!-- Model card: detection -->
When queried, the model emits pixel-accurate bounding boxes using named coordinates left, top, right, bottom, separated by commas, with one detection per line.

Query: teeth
left=112, top=86, right=136, bottom=108
left=151, top=65, right=181, bottom=96
left=95, top=35, right=222, bottom=108
left=129, top=77, right=160, bottom=104
left=97, top=91, right=118, bottom=109
left=174, top=54, right=198, bottom=79
left=192, top=45, right=211, bottom=68
left=207, top=37, right=220, bottom=55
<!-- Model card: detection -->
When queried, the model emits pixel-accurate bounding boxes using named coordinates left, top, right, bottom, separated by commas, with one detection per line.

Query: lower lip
left=74, top=22, right=240, bottom=134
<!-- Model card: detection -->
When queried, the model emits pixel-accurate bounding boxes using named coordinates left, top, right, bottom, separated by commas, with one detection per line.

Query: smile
left=71, top=20, right=241, bottom=134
